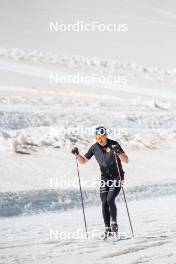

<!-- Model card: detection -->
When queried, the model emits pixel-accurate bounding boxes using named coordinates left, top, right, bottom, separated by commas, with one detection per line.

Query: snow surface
left=0, top=196, right=176, bottom=264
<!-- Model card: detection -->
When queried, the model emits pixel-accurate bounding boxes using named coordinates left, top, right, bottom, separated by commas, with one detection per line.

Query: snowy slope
left=0, top=0, right=176, bottom=68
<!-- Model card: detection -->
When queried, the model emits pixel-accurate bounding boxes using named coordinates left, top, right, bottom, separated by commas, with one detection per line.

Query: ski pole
left=75, top=156, right=88, bottom=239
left=114, top=151, right=135, bottom=238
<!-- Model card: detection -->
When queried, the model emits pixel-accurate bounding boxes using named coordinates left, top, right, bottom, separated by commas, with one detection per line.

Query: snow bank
left=0, top=92, right=176, bottom=153
left=0, top=182, right=175, bottom=217
left=0, top=47, right=176, bottom=82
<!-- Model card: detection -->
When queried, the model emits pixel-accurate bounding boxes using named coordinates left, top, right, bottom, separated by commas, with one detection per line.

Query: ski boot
left=102, top=226, right=112, bottom=240
left=111, top=222, right=119, bottom=239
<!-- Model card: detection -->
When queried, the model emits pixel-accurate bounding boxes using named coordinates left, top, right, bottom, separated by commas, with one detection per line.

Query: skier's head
left=95, top=126, right=107, bottom=145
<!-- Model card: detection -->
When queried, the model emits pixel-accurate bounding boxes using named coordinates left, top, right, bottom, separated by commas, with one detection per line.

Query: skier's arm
left=77, top=154, right=89, bottom=164
left=118, top=153, right=129, bottom=163
left=113, top=143, right=129, bottom=163
left=71, top=147, right=89, bottom=164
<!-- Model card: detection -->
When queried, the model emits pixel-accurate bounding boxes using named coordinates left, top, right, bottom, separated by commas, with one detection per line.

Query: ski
left=99, top=232, right=131, bottom=242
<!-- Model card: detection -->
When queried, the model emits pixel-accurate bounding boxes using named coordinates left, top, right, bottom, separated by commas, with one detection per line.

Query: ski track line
left=100, top=240, right=167, bottom=259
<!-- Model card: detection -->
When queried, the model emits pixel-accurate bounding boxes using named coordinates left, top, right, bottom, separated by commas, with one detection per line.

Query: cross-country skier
left=71, top=126, right=129, bottom=238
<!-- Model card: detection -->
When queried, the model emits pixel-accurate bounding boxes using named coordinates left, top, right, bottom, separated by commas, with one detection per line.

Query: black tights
left=100, top=183, right=121, bottom=227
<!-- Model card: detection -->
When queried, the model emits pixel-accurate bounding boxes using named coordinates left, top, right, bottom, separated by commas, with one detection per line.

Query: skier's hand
left=111, top=145, right=122, bottom=155
left=71, top=147, right=79, bottom=156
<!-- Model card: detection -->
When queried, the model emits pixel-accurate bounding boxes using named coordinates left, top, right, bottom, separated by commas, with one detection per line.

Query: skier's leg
left=107, top=186, right=121, bottom=224
left=100, top=185, right=110, bottom=227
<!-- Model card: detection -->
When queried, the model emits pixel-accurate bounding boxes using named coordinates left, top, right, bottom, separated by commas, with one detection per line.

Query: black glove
left=111, top=145, right=122, bottom=155
left=71, top=147, right=79, bottom=156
